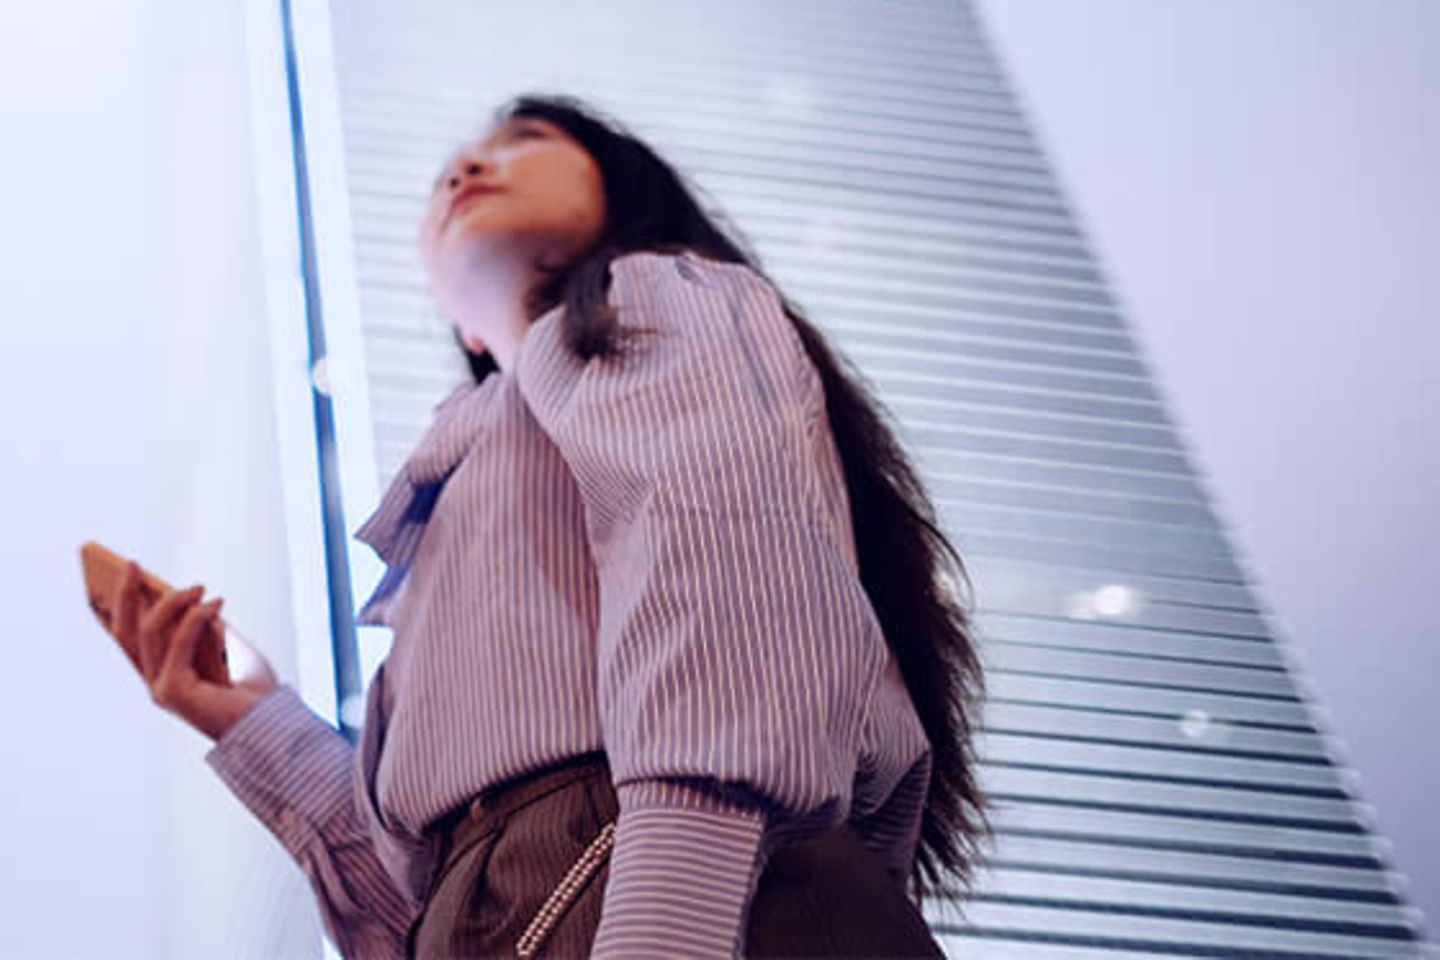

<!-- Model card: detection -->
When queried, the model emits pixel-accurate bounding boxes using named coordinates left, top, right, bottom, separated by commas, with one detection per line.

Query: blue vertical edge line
left=278, top=0, right=363, bottom=746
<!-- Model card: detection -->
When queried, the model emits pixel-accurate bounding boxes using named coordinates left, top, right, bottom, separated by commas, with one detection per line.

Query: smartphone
left=80, top=541, right=230, bottom=684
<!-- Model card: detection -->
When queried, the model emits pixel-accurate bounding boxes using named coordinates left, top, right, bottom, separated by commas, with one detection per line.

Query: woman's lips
left=445, top=186, right=502, bottom=225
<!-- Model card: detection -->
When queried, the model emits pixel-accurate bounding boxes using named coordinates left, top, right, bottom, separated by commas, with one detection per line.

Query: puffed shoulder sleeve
left=514, top=251, right=889, bottom=958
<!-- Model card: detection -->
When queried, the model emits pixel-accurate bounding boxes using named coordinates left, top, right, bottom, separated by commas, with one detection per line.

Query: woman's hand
left=110, top=561, right=280, bottom=743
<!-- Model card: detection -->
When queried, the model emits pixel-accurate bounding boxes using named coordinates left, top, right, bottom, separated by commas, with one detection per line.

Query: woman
left=107, top=93, right=990, bottom=959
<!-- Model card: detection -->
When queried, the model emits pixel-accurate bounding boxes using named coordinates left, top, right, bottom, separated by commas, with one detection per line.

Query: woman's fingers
left=112, top=561, right=144, bottom=673
left=138, top=584, right=205, bottom=683
left=103, top=561, right=269, bottom=743
left=153, top=597, right=223, bottom=709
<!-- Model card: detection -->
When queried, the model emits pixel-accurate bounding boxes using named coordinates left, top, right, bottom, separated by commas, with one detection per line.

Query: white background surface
left=0, top=2, right=320, bottom=957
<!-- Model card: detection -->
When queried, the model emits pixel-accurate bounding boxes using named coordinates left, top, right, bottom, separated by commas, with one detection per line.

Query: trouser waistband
left=431, top=751, right=612, bottom=876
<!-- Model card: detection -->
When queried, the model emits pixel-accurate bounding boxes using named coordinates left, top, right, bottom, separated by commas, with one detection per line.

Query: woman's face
left=419, top=115, right=607, bottom=303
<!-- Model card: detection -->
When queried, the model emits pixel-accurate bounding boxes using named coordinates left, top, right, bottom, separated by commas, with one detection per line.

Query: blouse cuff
left=204, top=685, right=354, bottom=854
left=591, top=780, right=769, bottom=959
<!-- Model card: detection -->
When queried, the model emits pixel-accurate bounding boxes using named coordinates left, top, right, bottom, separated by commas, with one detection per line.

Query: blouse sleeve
left=205, top=685, right=420, bottom=959
left=515, top=251, right=890, bottom=958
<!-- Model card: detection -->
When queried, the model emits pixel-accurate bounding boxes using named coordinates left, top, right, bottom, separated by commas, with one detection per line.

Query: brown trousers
left=406, top=752, right=945, bottom=959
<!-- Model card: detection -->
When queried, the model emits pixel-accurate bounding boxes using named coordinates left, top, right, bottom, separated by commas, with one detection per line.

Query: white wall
left=978, top=0, right=1440, bottom=933
left=0, top=2, right=320, bottom=956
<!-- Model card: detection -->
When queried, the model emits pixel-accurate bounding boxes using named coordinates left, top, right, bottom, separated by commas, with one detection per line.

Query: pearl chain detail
left=515, top=820, right=617, bottom=959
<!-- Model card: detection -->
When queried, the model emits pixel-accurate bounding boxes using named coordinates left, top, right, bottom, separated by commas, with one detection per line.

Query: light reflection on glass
left=339, top=691, right=368, bottom=728
left=311, top=356, right=332, bottom=396
left=1066, top=583, right=1143, bottom=620
left=1180, top=708, right=1232, bottom=744
left=1180, top=708, right=1212, bottom=739
left=1094, top=584, right=1137, bottom=617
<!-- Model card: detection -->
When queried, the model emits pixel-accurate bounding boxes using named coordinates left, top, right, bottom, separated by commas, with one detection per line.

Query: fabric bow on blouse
left=352, top=374, right=507, bottom=630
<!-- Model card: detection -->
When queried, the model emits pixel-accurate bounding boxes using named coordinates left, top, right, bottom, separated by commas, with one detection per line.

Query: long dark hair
left=452, top=93, right=991, bottom=903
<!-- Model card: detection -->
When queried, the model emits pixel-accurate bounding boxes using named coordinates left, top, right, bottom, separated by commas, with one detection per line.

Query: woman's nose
left=445, top=161, right=488, bottom=192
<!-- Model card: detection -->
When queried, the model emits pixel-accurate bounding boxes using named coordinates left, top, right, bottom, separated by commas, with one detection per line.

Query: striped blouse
left=205, top=250, right=932, bottom=959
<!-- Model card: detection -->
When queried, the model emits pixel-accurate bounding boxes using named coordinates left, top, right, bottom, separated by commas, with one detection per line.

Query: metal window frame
left=240, top=0, right=381, bottom=751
